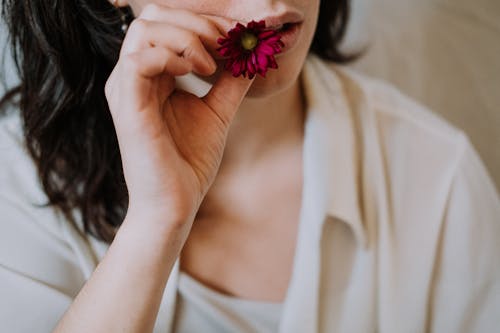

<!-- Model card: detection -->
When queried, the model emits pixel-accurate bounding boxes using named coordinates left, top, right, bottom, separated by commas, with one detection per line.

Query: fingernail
left=206, top=57, right=217, bottom=72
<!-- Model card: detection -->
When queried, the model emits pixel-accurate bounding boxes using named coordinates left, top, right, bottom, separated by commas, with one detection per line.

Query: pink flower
left=216, top=20, right=284, bottom=79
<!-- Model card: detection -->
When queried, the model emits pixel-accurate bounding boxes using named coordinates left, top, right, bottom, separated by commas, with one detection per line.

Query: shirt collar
left=300, top=53, right=368, bottom=249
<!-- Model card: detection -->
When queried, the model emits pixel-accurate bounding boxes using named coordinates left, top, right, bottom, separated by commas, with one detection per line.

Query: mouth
left=262, top=20, right=304, bottom=52
left=258, top=10, right=304, bottom=32
left=263, top=22, right=298, bottom=33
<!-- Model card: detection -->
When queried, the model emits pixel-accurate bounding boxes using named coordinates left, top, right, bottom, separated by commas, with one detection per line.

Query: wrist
left=116, top=209, right=193, bottom=260
left=123, top=205, right=194, bottom=234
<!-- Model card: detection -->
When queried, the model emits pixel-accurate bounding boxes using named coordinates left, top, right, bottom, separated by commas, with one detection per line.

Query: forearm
left=53, top=213, right=190, bottom=333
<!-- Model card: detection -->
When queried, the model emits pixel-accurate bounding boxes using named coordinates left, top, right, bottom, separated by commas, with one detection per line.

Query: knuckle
left=121, top=53, right=141, bottom=72
left=157, top=47, right=170, bottom=63
left=185, top=32, right=200, bottom=47
left=104, top=77, right=117, bottom=115
left=128, top=18, right=149, bottom=34
left=182, top=45, right=195, bottom=60
left=104, top=68, right=117, bottom=100
left=201, top=20, right=219, bottom=36
left=104, top=78, right=112, bottom=100
left=182, top=33, right=201, bottom=57
left=157, top=47, right=168, bottom=57
left=140, top=3, right=161, bottom=18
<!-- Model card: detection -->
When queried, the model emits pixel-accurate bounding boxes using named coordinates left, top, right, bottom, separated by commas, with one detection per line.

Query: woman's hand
left=105, top=4, right=254, bottom=227
left=56, top=6, right=258, bottom=332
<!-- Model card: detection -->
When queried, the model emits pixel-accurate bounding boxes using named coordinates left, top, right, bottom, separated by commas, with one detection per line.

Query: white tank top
left=172, top=271, right=283, bottom=333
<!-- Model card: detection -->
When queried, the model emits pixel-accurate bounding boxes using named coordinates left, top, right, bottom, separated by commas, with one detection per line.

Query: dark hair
left=0, top=0, right=359, bottom=243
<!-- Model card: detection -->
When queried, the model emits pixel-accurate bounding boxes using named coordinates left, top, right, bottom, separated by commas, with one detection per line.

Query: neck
left=222, top=75, right=306, bottom=168
left=174, top=71, right=306, bottom=169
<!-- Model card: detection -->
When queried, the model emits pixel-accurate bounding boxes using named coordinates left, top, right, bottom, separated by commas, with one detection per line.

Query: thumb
left=202, top=68, right=255, bottom=125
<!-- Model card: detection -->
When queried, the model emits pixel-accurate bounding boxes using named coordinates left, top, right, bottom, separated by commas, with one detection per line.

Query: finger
left=110, top=48, right=185, bottom=138
left=202, top=70, right=256, bottom=126
left=122, top=47, right=192, bottom=78
left=109, top=47, right=187, bottom=122
left=200, top=14, right=247, bottom=38
left=138, top=4, right=240, bottom=60
left=121, top=19, right=216, bottom=76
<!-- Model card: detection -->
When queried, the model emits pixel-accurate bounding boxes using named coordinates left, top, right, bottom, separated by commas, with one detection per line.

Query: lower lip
left=276, top=22, right=303, bottom=56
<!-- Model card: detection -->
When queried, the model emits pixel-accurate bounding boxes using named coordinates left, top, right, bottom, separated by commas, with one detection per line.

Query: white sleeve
left=430, top=136, right=500, bottom=332
left=0, top=196, right=89, bottom=332
left=0, top=266, right=73, bottom=333
left=0, top=113, right=87, bottom=332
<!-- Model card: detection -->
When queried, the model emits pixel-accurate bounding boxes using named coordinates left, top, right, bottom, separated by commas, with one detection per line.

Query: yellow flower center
left=241, top=32, right=258, bottom=50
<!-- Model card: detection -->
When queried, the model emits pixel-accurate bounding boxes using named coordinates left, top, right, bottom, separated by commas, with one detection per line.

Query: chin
left=246, top=58, right=303, bottom=98
left=244, top=73, right=296, bottom=98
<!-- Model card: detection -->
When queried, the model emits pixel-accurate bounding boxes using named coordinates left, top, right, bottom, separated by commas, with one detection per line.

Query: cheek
left=129, top=0, right=223, bottom=15
left=153, top=0, right=227, bottom=14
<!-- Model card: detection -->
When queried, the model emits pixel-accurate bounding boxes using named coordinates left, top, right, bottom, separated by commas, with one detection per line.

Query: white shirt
left=173, top=271, right=282, bottom=333
left=1, top=52, right=499, bottom=333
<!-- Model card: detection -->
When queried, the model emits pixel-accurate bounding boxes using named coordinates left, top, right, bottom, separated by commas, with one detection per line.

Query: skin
left=117, top=0, right=321, bottom=302
left=54, top=1, right=320, bottom=331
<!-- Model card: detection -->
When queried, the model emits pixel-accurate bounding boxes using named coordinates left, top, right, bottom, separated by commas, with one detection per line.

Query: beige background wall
left=343, top=0, right=500, bottom=191
left=1, top=0, right=499, bottom=191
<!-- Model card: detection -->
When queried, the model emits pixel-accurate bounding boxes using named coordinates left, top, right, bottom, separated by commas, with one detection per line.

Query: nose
left=220, top=0, right=290, bottom=27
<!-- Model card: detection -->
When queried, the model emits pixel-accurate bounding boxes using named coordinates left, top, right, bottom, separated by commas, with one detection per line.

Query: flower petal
left=216, top=19, right=282, bottom=79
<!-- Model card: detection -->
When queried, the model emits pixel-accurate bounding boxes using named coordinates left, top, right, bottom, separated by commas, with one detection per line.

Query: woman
left=0, top=0, right=499, bottom=332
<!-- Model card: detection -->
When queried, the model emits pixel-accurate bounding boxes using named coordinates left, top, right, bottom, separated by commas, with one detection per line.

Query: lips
left=259, top=13, right=304, bottom=56
left=274, top=22, right=302, bottom=55
left=263, top=24, right=284, bottom=31
left=258, top=11, right=304, bottom=32
left=263, top=22, right=295, bottom=32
